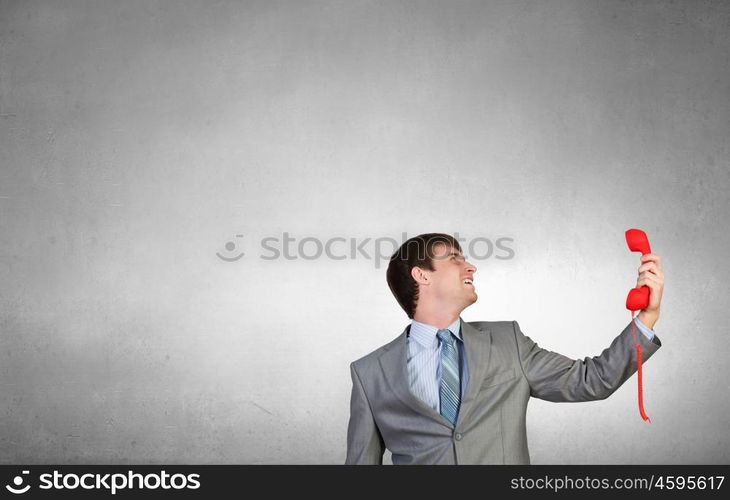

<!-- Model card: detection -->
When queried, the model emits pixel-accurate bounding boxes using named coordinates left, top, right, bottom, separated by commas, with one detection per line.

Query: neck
left=412, top=308, right=461, bottom=329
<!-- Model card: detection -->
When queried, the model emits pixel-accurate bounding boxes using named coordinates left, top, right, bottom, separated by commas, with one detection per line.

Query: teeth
left=464, top=279, right=473, bottom=285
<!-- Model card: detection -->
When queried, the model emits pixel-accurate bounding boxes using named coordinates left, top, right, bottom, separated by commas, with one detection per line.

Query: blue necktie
left=437, top=329, right=461, bottom=425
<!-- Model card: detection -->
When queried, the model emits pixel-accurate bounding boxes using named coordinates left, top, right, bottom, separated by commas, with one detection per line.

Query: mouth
left=463, top=278, right=474, bottom=286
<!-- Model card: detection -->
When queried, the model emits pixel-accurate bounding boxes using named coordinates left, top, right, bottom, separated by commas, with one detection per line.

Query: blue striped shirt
left=406, top=317, right=655, bottom=411
left=406, top=317, right=468, bottom=412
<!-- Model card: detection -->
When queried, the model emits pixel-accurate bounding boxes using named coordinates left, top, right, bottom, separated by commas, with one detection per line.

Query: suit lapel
left=456, top=320, right=492, bottom=426
left=378, top=324, right=453, bottom=427
left=378, top=319, right=493, bottom=428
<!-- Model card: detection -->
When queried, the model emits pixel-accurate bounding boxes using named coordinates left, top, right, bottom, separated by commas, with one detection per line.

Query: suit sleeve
left=513, top=320, right=662, bottom=402
left=345, top=362, right=385, bottom=464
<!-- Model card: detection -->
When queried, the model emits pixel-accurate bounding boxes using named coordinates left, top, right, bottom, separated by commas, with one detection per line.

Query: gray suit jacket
left=345, top=318, right=661, bottom=464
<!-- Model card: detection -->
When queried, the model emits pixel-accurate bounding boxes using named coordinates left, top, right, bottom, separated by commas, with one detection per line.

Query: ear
left=410, top=266, right=430, bottom=285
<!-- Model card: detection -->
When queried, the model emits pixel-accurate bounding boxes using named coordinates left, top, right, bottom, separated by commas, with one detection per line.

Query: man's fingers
left=637, top=269, right=663, bottom=282
left=636, top=254, right=664, bottom=310
left=640, top=253, right=662, bottom=271
left=637, top=279, right=657, bottom=290
left=638, top=262, right=656, bottom=272
left=638, top=270, right=662, bottom=280
left=637, top=273, right=662, bottom=287
left=638, top=262, right=664, bottom=279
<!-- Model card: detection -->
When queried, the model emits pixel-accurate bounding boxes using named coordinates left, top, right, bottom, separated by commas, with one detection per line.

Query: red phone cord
left=631, top=310, right=651, bottom=422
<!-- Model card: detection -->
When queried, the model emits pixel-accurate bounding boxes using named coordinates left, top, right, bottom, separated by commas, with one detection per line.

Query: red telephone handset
left=625, top=229, right=651, bottom=311
left=624, top=228, right=652, bottom=422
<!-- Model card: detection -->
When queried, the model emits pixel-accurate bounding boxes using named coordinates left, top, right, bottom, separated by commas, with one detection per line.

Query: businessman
left=345, top=233, right=664, bottom=464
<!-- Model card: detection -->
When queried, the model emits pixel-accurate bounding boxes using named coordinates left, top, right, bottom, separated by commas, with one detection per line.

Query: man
left=345, top=233, right=664, bottom=464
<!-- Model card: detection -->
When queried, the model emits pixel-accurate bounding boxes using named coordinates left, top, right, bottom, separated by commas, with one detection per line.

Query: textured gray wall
left=1, top=0, right=728, bottom=464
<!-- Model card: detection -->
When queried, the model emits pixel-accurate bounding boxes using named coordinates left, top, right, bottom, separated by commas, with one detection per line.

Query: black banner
left=0, top=465, right=727, bottom=498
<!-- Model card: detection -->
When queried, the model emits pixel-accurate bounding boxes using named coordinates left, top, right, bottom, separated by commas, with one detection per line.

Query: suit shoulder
left=350, top=331, right=403, bottom=371
left=468, top=320, right=523, bottom=356
left=467, top=320, right=516, bottom=336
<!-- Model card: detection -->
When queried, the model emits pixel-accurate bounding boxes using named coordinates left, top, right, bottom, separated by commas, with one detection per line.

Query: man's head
left=386, top=233, right=477, bottom=319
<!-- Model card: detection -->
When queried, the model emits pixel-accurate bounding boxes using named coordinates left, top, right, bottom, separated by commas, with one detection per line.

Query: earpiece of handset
left=625, top=229, right=652, bottom=311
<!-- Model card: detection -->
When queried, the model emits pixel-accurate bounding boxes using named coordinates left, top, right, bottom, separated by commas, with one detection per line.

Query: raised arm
left=513, top=320, right=661, bottom=402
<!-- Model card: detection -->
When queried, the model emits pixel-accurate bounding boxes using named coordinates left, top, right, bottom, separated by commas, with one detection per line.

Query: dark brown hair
left=386, top=233, right=462, bottom=318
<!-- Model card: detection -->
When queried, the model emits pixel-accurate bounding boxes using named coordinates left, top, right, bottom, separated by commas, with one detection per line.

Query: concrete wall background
left=1, top=0, right=728, bottom=464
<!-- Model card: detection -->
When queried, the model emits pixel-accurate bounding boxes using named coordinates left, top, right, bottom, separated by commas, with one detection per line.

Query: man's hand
left=636, top=253, right=664, bottom=329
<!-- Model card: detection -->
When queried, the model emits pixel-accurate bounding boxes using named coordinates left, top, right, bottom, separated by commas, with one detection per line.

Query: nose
left=465, top=260, right=477, bottom=275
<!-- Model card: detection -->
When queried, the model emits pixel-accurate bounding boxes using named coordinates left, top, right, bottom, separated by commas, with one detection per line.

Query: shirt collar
left=408, top=316, right=462, bottom=349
